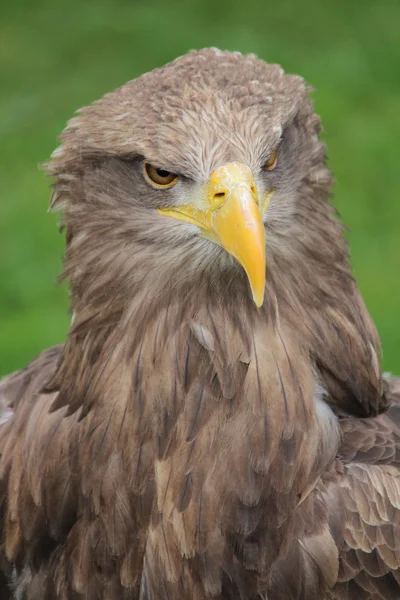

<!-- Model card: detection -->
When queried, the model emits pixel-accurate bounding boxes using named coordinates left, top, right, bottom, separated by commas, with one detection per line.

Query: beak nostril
left=250, top=185, right=257, bottom=195
left=214, top=192, right=225, bottom=198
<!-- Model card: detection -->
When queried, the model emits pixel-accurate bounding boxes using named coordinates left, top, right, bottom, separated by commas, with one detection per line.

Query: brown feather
left=0, top=49, right=398, bottom=599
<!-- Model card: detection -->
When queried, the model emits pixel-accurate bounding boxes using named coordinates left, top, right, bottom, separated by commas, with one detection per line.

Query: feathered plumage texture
left=0, top=48, right=399, bottom=599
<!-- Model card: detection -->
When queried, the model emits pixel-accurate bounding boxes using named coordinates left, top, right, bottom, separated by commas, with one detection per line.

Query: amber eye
left=263, top=148, right=278, bottom=170
left=144, top=163, right=179, bottom=188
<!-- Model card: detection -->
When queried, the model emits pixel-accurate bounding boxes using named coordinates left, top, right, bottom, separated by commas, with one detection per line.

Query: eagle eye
left=144, top=163, right=179, bottom=188
left=263, top=148, right=278, bottom=171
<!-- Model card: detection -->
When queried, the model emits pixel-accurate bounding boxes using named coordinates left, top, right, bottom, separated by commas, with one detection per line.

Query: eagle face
left=49, top=48, right=330, bottom=312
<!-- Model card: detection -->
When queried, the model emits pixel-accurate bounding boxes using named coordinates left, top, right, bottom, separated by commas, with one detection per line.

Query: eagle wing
left=266, top=377, right=400, bottom=600
left=0, top=346, right=146, bottom=599
left=330, top=377, right=400, bottom=600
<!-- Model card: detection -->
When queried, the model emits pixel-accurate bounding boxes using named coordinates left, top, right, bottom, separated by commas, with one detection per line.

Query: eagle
left=0, top=48, right=399, bottom=600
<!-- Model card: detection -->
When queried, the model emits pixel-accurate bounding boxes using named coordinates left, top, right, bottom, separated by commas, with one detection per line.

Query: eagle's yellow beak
left=157, top=162, right=272, bottom=307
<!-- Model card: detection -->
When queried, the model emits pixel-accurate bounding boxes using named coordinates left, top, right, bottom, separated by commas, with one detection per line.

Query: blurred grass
left=0, top=0, right=399, bottom=375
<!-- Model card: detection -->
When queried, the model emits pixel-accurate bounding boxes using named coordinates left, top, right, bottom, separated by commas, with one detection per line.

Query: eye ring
left=143, top=162, right=179, bottom=188
left=263, top=148, right=278, bottom=170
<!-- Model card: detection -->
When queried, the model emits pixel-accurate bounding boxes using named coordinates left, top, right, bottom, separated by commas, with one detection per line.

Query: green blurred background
left=0, top=0, right=399, bottom=376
